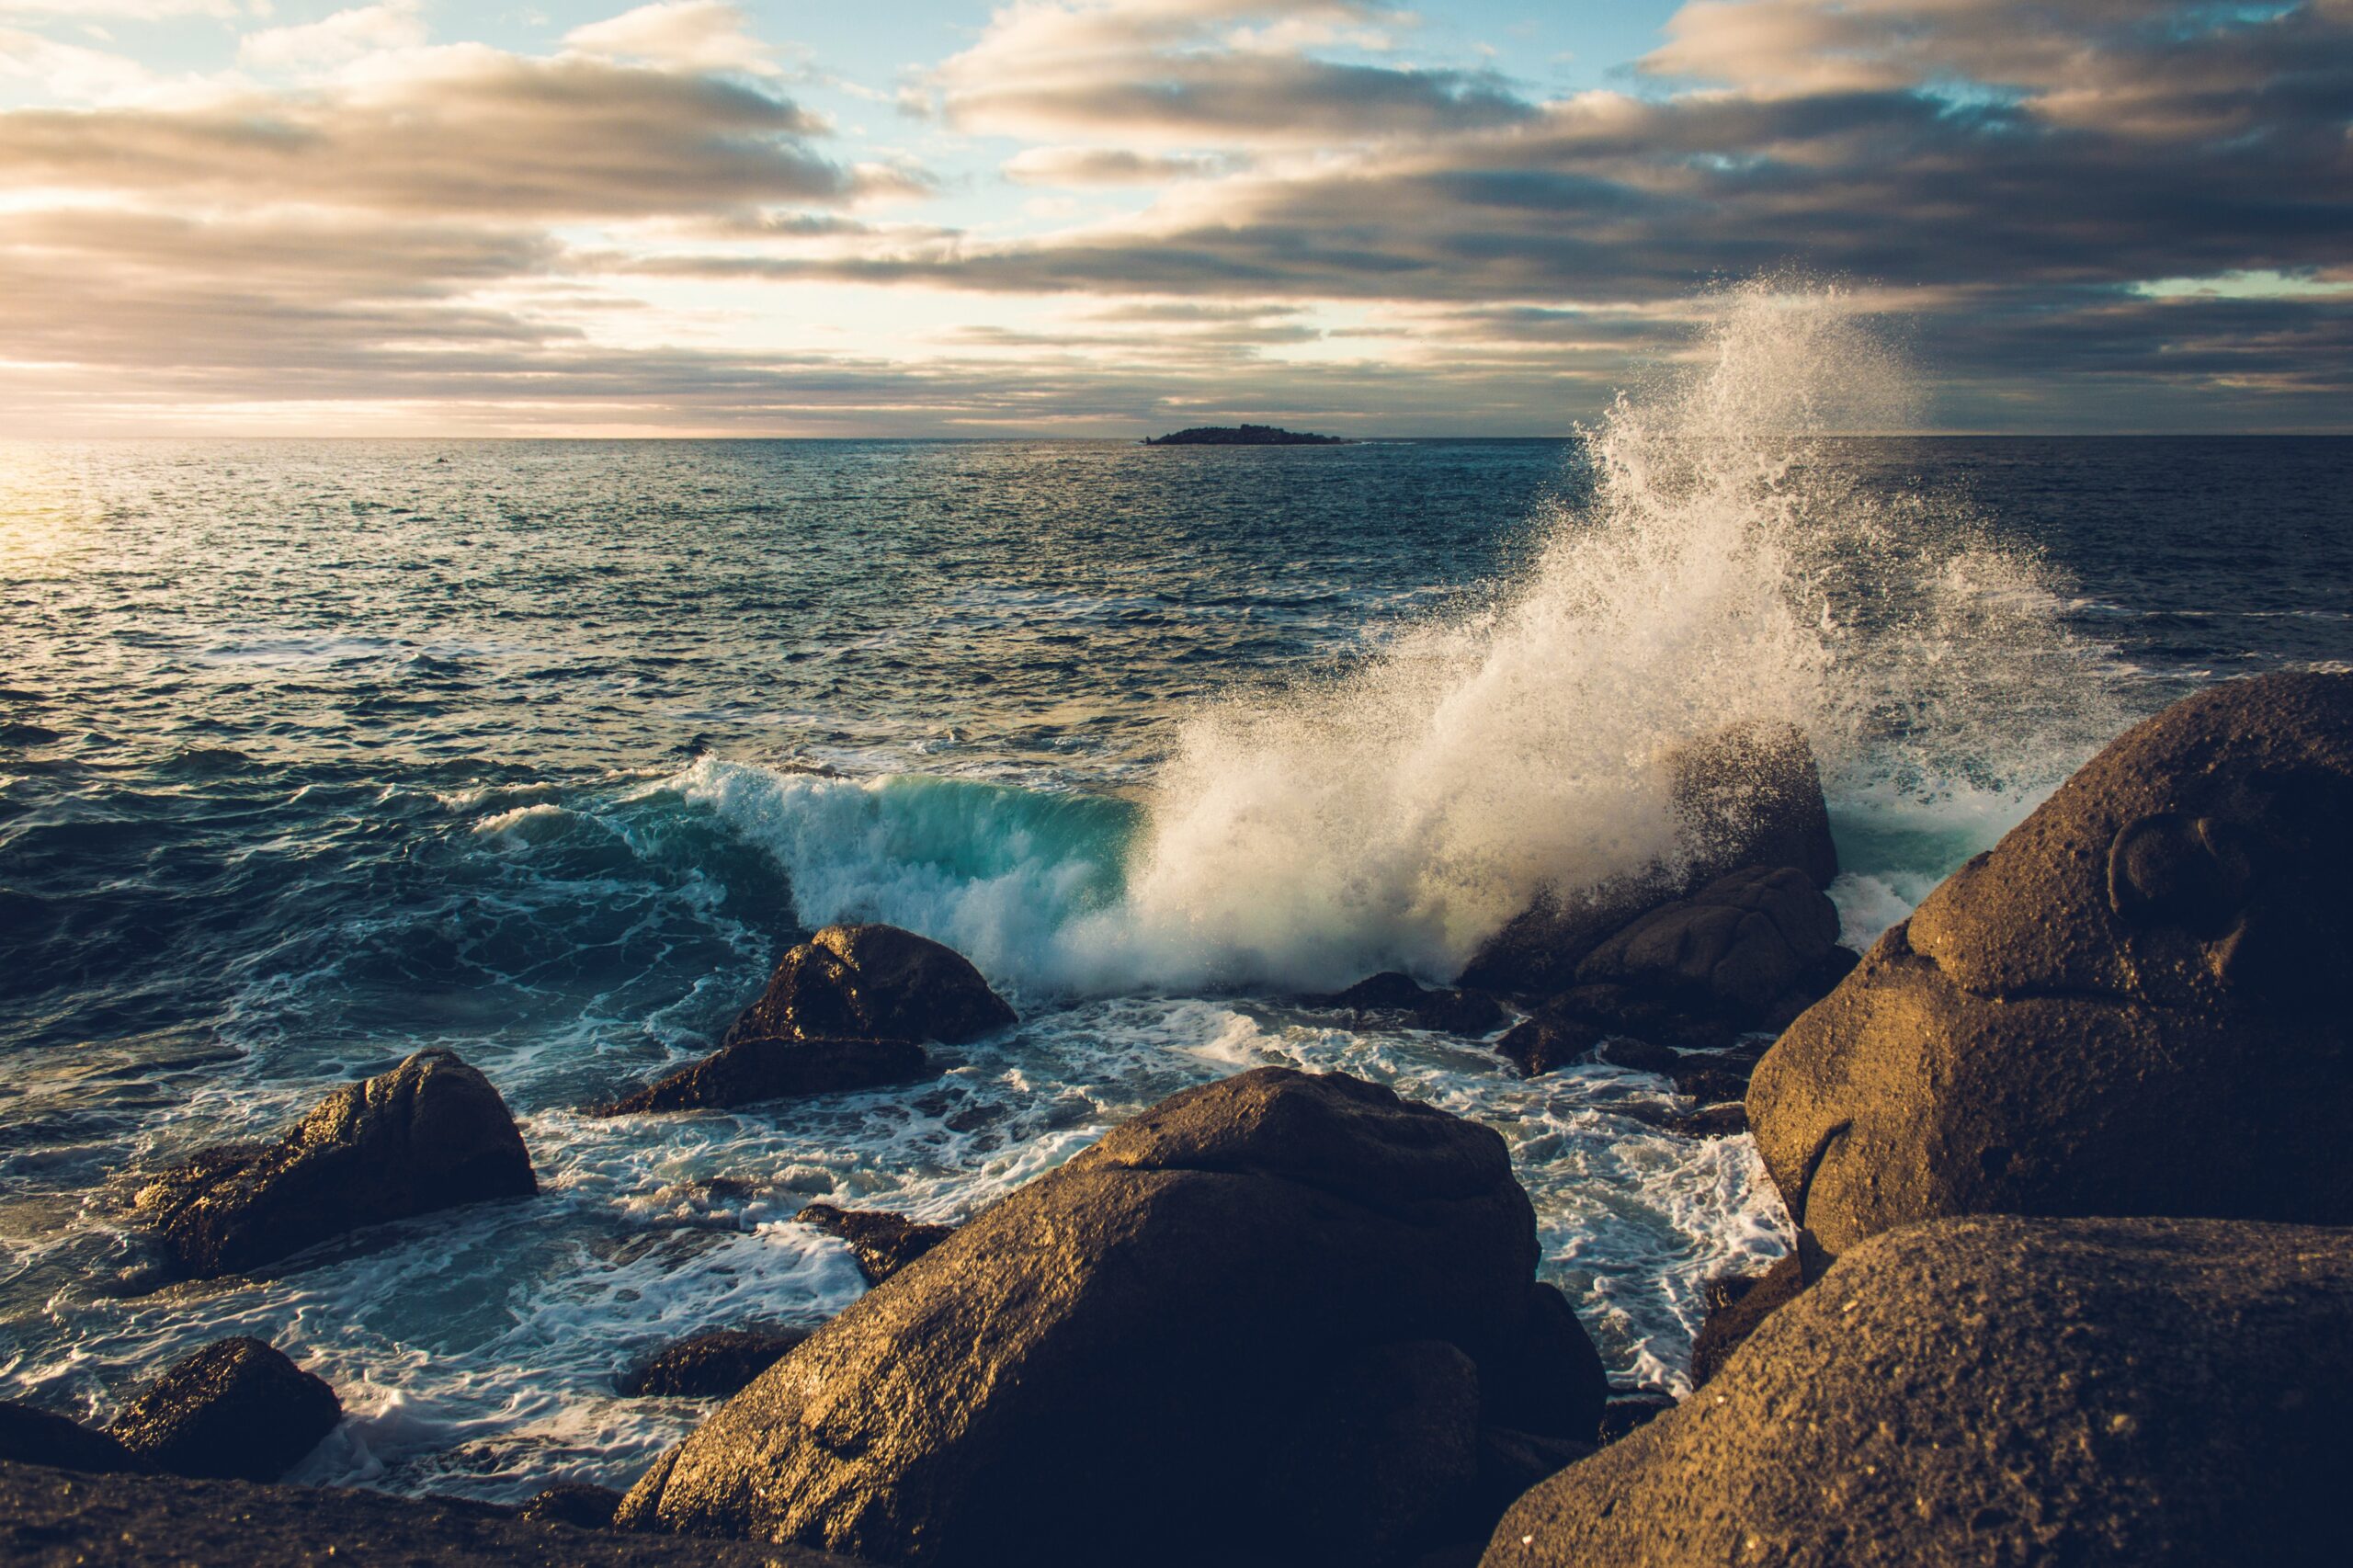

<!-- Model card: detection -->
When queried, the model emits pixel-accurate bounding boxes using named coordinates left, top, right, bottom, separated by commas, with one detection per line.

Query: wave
left=668, top=283, right=2129, bottom=995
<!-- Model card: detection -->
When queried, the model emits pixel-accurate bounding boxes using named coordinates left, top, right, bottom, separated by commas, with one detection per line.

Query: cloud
left=935, top=1, right=1535, bottom=146
left=565, top=1, right=790, bottom=77
left=240, top=2, right=428, bottom=72
left=0, top=48, right=862, bottom=217
left=1003, top=146, right=1233, bottom=184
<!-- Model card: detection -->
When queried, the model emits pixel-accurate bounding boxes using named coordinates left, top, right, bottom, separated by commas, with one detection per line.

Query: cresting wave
left=669, top=283, right=2128, bottom=995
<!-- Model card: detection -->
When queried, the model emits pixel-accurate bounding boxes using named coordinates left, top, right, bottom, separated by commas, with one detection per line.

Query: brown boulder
left=620, top=1329, right=812, bottom=1399
left=1459, top=723, right=1837, bottom=996
left=795, top=1204, right=954, bottom=1285
left=1575, top=865, right=1839, bottom=1019
left=1749, top=673, right=2353, bottom=1256
left=106, top=1337, right=340, bottom=1483
left=615, top=1068, right=1603, bottom=1567
left=1487, top=1215, right=2353, bottom=1567
left=0, top=1403, right=141, bottom=1475
left=727, top=925, right=1014, bottom=1047
left=597, top=1036, right=931, bottom=1116
left=133, top=1049, right=537, bottom=1279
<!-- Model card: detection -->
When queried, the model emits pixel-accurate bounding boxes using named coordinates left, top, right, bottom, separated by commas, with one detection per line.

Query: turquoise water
left=3, top=426, right=2348, bottom=1500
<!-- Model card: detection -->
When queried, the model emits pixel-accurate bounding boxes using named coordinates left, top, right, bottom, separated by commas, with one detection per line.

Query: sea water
left=3, top=292, right=2348, bottom=1499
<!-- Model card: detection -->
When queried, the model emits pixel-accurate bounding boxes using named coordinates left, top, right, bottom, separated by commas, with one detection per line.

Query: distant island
left=1143, top=424, right=1351, bottom=446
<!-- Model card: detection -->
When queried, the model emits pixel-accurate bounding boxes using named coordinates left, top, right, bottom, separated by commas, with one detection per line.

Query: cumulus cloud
left=240, top=2, right=428, bottom=72
left=565, top=1, right=790, bottom=76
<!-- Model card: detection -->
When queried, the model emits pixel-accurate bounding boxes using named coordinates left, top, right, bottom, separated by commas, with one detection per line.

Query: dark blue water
left=1, top=434, right=2347, bottom=1499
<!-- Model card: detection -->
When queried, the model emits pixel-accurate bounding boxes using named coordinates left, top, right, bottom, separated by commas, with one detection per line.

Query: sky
left=0, top=0, right=2347, bottom=436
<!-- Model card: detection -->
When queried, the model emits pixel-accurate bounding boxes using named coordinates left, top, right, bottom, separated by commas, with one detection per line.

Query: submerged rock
left=1315, top=973, right=1506, bottom=1036
left=133, top=1048, right=538, bottom=1279
left=106, top=1337, right=340, bottom=1483
left=616, top=1068, right=1604, bottom=1567
left=0, top=1402, right=142, bottom=1475
left=598, top=1036, right=932, bottom=1116
left=1459, top=723, right=1837, bottom=996
left=1749, top=672, right=2353, bottom=1256
left=1487, top=1215, right=2353, bottom=1567
left=620, top=1329, right=813, bottom=1400
left=727, top=925, right=1015, bottom=1048
left=794, top=1203, right=954, bottom=1285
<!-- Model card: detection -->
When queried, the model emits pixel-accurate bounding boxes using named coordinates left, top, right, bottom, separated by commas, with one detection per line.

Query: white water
left=692, top=283, right=2126, bottom=994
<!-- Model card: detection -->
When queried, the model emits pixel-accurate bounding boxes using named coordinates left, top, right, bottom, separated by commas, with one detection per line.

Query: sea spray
left=1054, top=282, right=2124, bottom=990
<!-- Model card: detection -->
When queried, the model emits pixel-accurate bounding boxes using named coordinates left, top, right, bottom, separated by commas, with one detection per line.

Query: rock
left=1575, top=864, right=1839, bottom=1022
left=726, top=925, right=1015, bottom=1048
left=1595, top=1394, right=1675, bottom=1444
left=105, top=1337, right=340, bottom=1483
left=1485, top=1214, right=2353, bottom=1567
left=597, top=1036, right=932, bottom=1116
left=0, top=1402, right=142, bottom=1475
left=619, top=1329, right=813, bottom=1399
left=794, top=1204, right=954, bottom=1285
left=1318, top=974, right=1506, bottom=1036
left=615, top=1068, right=1603, bottom=1567
left=1477, top=1283, right=1609, bottom=1442
left=1271, top=1340, right=1483, bottom=1564
left=132, top=1049, right=537, bottom=1279
left=1492, top=1013, right=1601, bottom=1077
left=1470, top=1427, right=1595, bottom=1519
left=517, top=1482, right=626, bottom=1528
left=0, top=1458, right=861, bottom=1567
left=1748, top=673, right=2353, bottom=1256
left=1686, top=1252, right=1807, bottom=1390
left=1458, top=724, right=1837, bottom=996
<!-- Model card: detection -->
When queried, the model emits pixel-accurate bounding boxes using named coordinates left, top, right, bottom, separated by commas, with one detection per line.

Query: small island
left=1142, top=424, right=1351, bottom=446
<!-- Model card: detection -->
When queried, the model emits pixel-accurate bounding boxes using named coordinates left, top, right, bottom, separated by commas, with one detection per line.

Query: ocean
left=5, top=309, right=2349, bottom=1500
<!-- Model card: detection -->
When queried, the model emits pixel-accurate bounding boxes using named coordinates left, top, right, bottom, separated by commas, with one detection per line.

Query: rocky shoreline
left=8, top=671, right=2348, bottom=1563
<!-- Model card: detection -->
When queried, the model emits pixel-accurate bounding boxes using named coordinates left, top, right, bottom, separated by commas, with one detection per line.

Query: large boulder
left=1486, top=1215, right=2353, bottom=1567
left=105, top=1337, right=340, bottom=1483
left=620, top=1329, right=813, bottom=1400
left=615, top=1068, right=1606, bottom=1567
left=1574, top=865, right=1840, bottom=1023
left=727, top=925, right=1015, bottom=1047
left=133, top=1049, right=538, bottom=1278
left=1748, top=673, right=2353, bottom=1256
left=597, top=1037, right=932, bottom=1116
left=1460, top=723, right=1836, bottom=995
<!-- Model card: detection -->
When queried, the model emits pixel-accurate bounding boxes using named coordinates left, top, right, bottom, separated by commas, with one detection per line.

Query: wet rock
left=615, top=1067, right=1601, bottom=1568
left=1486, top=1215, right=2353, bottom=1568
left=105, top=1337, right=339, bottom=1483
left=1318, top=974, right=1506, bottom=1036
left=1595, top=1393, right=1675, bottom=1445
left=619, top=1329, right=813, bottom=1400
left=1459, top=723, right=1837, bottom=996
left=517, top=1482, right=625, bottom=1529
left=133, top=1049, right=538, bottom=1279
left=0, top=1402, right=142, bottom=1475
left=597, top=1036, right=932, bottom=1116
left=1575, top=865, right=1839, bottom=1021
left=1749, top=672, right=2353, bottom=1256
left=1687, top=1252, right=1808, bottom=1390
left=794, top=1203, right=954, bottom=1285
left=1492, top=1013, right=1602, bottom=1077
left=727, top=924, right=1015, bottom=1048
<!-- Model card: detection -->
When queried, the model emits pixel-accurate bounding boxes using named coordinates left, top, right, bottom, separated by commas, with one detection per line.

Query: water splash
left=1057, top=281, right=2123, bottom=990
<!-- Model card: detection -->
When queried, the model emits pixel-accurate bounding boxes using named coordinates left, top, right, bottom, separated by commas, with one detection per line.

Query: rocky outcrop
left=597, top=1037, right=931, bottom=1116
left=795, top=1204, right=955, bottom=1285
left=615, top=1068, right=1606, bottom=1567
left=1459, top=723, right=1837, bottom=996
left=1311, top=973, right=1506, bottom=1037
left=105, top=1337, right=340, bottom=1484
left=1574, top=865, right=1840, bottom=1022
left=1685, top=1252, right=1808, bottom=1390
left=0, top=1402, right=141, bottom=1475
left=0, top=1460, right=859, bottom=1567
left=518, top=1483, right=627, bottom=1529
left=1749, top=672, right=2353, bottom=1256
left=726, top=925, right=1015, bottom=1048
left=1486, top=1215, right=2353, bottom=1567
left=619, top=1329, right=813, bottom=1400
left=132, top=1049, right=538, bottom=1279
